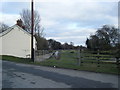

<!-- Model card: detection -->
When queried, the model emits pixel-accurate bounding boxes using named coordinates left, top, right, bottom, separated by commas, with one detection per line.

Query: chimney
left=16, top=19, right=25, bottom=29
left=16, top=19, right=23, bottom=27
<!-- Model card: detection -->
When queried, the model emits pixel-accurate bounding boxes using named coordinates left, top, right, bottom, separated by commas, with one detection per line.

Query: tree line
left=34, top=36, right=81, bottom=50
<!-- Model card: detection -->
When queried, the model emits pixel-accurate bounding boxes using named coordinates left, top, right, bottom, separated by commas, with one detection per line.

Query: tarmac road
left=2, top=60, right=119, bottom=88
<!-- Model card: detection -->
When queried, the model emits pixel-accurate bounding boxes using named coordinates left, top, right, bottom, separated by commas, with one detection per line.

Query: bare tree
left=20, top=9, right=44, bottom=37
left=0, top=22, right=9, bottom=33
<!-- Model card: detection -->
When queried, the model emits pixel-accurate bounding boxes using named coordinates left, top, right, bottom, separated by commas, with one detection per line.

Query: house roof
left=0, top=25, right=31, bottom=37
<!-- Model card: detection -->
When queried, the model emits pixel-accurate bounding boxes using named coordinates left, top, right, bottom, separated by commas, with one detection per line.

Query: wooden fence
left=77, top=50, right=120, bottom=68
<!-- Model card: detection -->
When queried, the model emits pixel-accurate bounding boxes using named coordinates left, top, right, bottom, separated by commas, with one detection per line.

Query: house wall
left=0, top=25, right=36, bottom=58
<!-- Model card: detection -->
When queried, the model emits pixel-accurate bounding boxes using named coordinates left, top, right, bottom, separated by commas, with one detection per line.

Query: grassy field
left=1, top=50, right=120, bottom=75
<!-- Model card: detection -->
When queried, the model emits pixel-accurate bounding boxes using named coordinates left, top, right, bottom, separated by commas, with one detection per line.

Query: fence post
left=42, top=50, right=44, bottom=60
left=77, top=47, right=81, bottom=66
left=97, top=49, right=100, bottom=67
left=116, top=57, right=119, bottom=69
left=79, top=49, right=81, bottom=66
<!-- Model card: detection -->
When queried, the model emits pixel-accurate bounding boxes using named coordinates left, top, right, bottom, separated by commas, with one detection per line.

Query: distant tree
left=48, top=39, right=62, bottom=50
left=96, top=25, right=118, bottom=47
left=35, top=35, right=48, bottom=50
left=48, top=39, right=54, bottom=49
left=70, top=42, right=74, bottom=49
left=74, top=45, right=80, bottom=50
left=0, top=22, right=9, bottom=33
left=86, top=25, right=118, bottom=50
left=63, top=42, right=69, bottom=50
left=20, top=9, right=44, bottom=37
left=86, top=38, right=91, bottom=49
left=90, top=35, right=100, bottom=50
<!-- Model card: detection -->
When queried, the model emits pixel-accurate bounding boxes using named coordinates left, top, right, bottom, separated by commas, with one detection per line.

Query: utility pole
left=31, top=0, right=34, bottom=62
left=118, top=2, right=120, bottom=44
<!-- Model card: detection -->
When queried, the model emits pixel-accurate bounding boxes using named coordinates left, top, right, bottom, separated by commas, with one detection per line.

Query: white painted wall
left=0, top=25, right=36, bottom=58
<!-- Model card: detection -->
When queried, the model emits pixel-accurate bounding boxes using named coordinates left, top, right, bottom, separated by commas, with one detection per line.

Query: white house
left=0, top=20, right=36, bottom=58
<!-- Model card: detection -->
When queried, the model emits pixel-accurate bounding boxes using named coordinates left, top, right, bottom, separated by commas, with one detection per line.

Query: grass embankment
left=1, top=50, right=119, bottom=75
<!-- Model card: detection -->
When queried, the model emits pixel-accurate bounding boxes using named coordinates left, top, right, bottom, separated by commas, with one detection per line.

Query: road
left=2, top=60, right=119, bottom=88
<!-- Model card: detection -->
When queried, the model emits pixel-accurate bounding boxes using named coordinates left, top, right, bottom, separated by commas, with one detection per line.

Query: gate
left=34, top=50, right=52, bottom=62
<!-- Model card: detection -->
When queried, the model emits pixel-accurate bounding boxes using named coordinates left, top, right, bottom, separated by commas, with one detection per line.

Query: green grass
left=1, top=50, right=120, bottom=75
left=1, top=55, right=32, bottom=63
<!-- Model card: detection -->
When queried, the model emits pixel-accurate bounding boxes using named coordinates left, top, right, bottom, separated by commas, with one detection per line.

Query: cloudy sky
left=0, top=0, right=118, bottom=46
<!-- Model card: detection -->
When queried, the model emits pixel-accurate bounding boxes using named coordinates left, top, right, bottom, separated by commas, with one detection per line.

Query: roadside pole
left=97, top=49, right=100, bottom=67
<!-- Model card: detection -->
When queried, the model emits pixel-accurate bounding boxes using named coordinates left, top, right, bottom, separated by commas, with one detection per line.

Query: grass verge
left=1, top=55, right=32, bottom=63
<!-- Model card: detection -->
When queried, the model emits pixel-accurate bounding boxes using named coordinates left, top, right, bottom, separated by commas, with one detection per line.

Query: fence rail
left=77, top=50, right=119, bottom=68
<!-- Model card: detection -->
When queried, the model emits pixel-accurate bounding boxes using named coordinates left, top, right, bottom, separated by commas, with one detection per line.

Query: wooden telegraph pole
left=31, top=0, right=34, bottom=62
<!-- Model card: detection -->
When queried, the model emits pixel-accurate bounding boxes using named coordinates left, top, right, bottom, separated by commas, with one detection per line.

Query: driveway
left=2, top=60, right=119, bottom=88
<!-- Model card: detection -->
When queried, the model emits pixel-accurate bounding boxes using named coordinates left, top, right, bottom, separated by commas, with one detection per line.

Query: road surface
left=2, top=60, right=119, bottom=88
